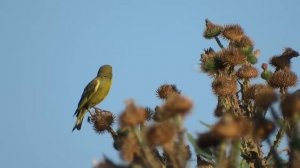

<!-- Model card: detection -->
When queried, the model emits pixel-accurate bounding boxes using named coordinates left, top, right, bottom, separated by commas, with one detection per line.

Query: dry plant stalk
left=85, top=19, right=300, bottom=168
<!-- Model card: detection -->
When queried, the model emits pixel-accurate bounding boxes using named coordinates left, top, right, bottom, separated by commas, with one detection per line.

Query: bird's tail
left=72, top=109, right=87, bottom=132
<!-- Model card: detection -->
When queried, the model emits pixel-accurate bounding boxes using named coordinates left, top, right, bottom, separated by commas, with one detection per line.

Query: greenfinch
left=72, top=65, right=112, bottom=131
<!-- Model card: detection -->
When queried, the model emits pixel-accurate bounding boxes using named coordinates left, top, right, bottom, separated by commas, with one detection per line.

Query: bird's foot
left=92, top=107, right=105, bottom=112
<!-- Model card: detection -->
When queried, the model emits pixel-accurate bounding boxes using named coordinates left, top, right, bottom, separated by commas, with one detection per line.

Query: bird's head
left=97, top=65, right=112, bottom=78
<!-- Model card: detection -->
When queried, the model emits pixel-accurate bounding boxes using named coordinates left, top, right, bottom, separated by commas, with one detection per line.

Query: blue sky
left=1, top=0, right=300, bottom=167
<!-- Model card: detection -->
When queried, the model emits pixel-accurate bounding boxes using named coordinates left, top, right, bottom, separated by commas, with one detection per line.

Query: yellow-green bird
left=72, top=65, right=112, bottom=131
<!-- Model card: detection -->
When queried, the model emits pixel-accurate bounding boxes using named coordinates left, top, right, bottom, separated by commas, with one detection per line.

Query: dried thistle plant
left=74, top=19, right=300, bottom=168
left=198, top=19, right=299, bottom=168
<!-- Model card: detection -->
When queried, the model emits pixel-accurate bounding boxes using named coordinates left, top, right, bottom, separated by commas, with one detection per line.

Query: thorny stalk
left=89, top=19, right=300, bottom=168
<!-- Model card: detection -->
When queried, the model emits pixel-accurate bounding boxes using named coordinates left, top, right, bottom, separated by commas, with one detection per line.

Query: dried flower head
left=155, top=94, right=193, bottom=121
left=270, top=48, right=299, bottom=71
left=156, top=84, right=180, bottom=100
left=245, top=84, right=264, bottom=100
left=200, top=48, right=217, bottom=72
left=270, top=55, right=292, bottom=71
left=245, top=84, right=277, bottom=108
left=200, top=48, right=226, bottom=74
left=203, top=19, right=223, bottom=39
left=212, top=117, right=251, bottom=140
left=120, top=133, right=141, bottom=162
left=197, top=117, right=251, bottom=148
left=152, top=106, right=161, bottom=121
left=212, top=76, right=237, bottom=97
left=91, top=109, right=115, bottom=134
left=145, top=107, right=154, bottom=121
left=220, top=48, right=246, bottom=65
left=238, top=36, right=254, bottom=48
left=236, top=65, right=258, bottom=79
left=163, top=94, right=193, bottom=115
left=282, top=47, right=299, bottom=58
left=268, top=70, right=298, bottom=88
left=281, top=91, right=300, bottom=119
left=119, top=100, right=147, bottom=128
left=230, top=36, right=254, bottom=55
left=222, top=24, right=244, bottom=41
left=197, top=132, right=222, bottom=148
left=255, top=88, right=277, bottom=108
left=146, top=122, right=176, bottom=146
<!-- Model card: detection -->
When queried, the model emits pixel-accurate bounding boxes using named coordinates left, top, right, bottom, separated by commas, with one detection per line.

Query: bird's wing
left=77, top=78, right=100, bottom=110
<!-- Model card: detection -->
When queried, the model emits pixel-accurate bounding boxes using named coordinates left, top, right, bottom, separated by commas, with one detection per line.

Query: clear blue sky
left=1, top=0, right=300, bottom=167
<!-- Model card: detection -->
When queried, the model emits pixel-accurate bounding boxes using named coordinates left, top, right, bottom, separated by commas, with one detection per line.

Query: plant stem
left=132, top=128, right=162, bottom=168
left=266, top=125, right=286, bottom=162
left=107, top=126, right=118, bottom=139
left=175, top=115, right=186, bottom=168
left=216, top=142, right=227, bottom=168
left=215, top=36, right=224, bottom=49
left=228, top=141, right=240, bottom=168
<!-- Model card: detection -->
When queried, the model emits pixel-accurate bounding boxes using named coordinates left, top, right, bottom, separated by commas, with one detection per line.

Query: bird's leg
left=87, top=109, right=94, bottom=123
left=92, top=106, right=98, bottom=111
left=87, top=109, right=93, bottom=116
left=92, top=106, right=103, bottom=112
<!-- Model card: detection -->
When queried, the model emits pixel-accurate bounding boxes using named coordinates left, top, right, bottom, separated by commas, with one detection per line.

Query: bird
left=72, top=65, right=112, bottom=131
